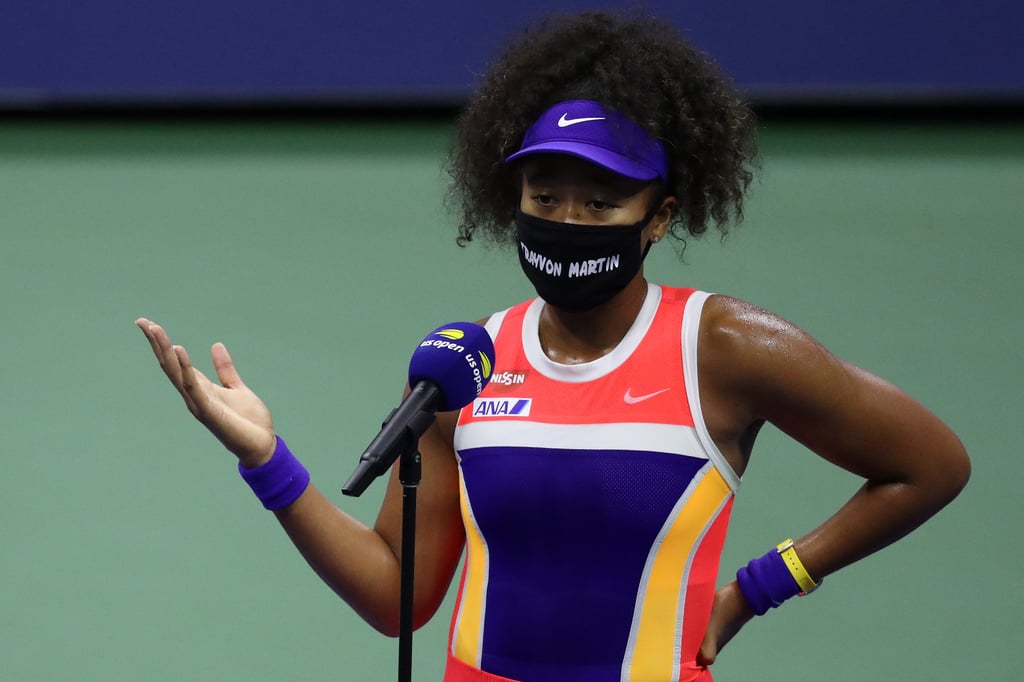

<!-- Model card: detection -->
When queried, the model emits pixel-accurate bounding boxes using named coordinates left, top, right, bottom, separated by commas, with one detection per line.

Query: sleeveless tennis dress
left=444, top=283, right=740, bottom=682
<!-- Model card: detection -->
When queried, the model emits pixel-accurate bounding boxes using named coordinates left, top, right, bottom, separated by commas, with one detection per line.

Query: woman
left=136, top=11, right=969, bottom=682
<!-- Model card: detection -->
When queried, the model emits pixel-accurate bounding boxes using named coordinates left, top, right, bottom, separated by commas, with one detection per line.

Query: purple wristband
left=736, top=547, right=801, bottom=616
left=238, top=436, right=310, bottom=510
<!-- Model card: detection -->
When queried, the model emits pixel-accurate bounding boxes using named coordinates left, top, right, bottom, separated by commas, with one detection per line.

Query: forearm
left=756, top=352, right=971, bottom=582
left=273, top=485, right=404, bottom=635
left=789, top=469, right=968, bottom=582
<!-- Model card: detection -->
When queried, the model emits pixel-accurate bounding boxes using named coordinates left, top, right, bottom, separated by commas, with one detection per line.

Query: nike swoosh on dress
left=623, top=387, right=670, bottom=404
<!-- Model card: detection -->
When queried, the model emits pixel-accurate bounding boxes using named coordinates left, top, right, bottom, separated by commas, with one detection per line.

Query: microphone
left=342, top=321, right=495, bottom=496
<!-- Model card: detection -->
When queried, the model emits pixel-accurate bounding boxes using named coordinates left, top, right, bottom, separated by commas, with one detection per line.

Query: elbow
left=379, top=627, right=402, bottom=640
left=372, top=618, right=401, bottom=639
left=359, top=609, right=400, bottom=638
left=367, top=603, right=443, bottom=639
left=888, top=440, right=971, bottom=519
left=946, top=445, right=972, bottom=500
left=927, top=440, right=971, bottom=509
left=373, top=615, right=437, bottom=639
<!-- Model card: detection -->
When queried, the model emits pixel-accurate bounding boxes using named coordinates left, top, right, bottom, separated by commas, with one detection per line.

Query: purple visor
left=505, top=100, right=669, bottom=183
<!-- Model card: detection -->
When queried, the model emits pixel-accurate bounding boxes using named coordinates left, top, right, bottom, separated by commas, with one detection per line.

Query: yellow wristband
left=775, top=539, right=820, bottom=594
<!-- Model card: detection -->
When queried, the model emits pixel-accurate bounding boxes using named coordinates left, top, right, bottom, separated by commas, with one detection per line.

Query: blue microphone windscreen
left=407, top=322, right=495, bottom=411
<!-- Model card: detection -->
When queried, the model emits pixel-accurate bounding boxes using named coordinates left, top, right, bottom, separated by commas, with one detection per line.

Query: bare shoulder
left=695, top=292, right=893, bottom=449
left=691, top=294, right=848, bottom=468
left=700, top=294, right=825, bottom=347
left=697, top=293, right=968, bottom=487
left=697, top=294, right=840, bottom=395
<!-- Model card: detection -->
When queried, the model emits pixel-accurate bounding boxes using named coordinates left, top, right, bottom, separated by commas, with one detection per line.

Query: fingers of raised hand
left=136, top=318, right=164, bottom=366
left=174, top=344, right=213, bottom=418
left=137, top=320, right=185, bottom=386
left=210, top=342, right=244, bottom=388
left=136, top=318, right=162, bottom=362
left=135, top=319, right=202, bottom=415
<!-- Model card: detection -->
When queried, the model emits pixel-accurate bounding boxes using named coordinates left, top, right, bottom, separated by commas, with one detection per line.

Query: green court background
left=1, top=119, right=1021, bottom=681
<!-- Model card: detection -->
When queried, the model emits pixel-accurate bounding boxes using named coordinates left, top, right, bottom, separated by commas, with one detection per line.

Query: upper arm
left=372, top=403, right=466, bottom=629
left=369, top=313, right=494, bottom=628
left=699, top=295, right=970, bottom=493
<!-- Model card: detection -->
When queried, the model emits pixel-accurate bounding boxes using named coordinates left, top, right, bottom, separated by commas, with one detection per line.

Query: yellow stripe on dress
left=625, top=466, right=732, bottom=681
left=451, top=473, right=489, bottom=667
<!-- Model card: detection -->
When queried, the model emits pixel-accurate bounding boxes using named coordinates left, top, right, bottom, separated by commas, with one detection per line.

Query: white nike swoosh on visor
left=623, top=388, right=670, bottom=404
left=557, top=114, right=607, bottom=127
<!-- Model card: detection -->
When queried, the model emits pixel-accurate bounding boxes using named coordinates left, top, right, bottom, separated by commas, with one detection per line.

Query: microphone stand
left=343, top=382, right=442, bottom=682
left=397, top=448, right=421, bottom=682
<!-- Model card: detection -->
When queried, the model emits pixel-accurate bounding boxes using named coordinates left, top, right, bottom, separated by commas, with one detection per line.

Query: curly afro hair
left=445, top=10, right=759, bottom=249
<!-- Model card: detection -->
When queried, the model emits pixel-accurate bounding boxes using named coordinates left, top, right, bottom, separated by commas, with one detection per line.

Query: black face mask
left=515, top=204, right=659, bottom=313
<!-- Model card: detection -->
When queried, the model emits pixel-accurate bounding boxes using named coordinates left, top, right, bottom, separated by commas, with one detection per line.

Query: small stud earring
left=652, top=236, right=661, bottom=243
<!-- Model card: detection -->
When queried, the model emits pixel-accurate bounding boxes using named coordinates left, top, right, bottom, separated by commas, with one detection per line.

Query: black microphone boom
left=341, top=321, right=494, bottom=497
left=341, top=381, right=444, bottom=497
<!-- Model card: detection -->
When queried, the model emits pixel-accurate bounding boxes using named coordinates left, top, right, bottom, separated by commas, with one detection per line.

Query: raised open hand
left=136, top=318, right=276, bottom=468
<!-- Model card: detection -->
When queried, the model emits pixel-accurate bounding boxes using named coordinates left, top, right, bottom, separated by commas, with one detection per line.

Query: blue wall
left=2, top=0, right=1020, bottom=106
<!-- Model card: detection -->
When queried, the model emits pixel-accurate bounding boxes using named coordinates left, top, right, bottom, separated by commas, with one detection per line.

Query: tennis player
left=136, top=11, right=969, bottom=682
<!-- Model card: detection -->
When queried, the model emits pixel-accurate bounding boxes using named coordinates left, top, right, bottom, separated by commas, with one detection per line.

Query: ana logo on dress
left=472, top=398, right=532, bottom=417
